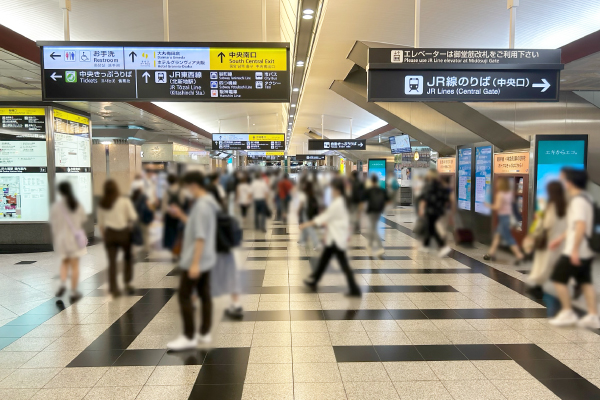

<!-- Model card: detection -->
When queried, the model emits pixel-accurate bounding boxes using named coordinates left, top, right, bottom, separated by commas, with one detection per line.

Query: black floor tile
left=424, top=285, right=459, bottom=293
left=0, top=337, right=17, bottom=350
left=415, top=345, right=467, bottom=361
left=374, top=345, right=424, bottom=362
left=5, top=314, right=53, bottom=326
left=189, top=384, right=244, bottom=400
left=455, top=344, right=511, bottom=360
left=354, top=310, right=394, bottom=320
left=351, top=256, right=410, bottom=260
left=159, top=349, right=208, bottom=366
left=15, top=261, right=36, bottom=264
left=420, top=309, right=460, bottom=319
left=539, top=378, right=600, bottom=400
left=334, top=346, right=380, bottom=362
left=453, top=309, right=495, bottom=319
left=271, top=228, right=288, bottom=235
left=487, top=309, right=526, bottom=318
left=105, top=323, right=149, bottom=336
left=86, top=334, right=138, bottom=351
left=194, top=364, right=248, bottom=384
left=518, top=308, right=550, bottom=318
left=203, top=348, right=251, bottom=365
left=248, top=311, right=291, bottom=321
left=496, top=344, right=554, bottom=360
left=515, top=358, right=583, bottom=380
left=67, top=350, right=124, bottom=367
left=290, top=310, right=324, bottom=321
left=113, top=349, right=166, bottom=366
left=0, top=325, right=37, bottom=338
left=323, top=310, right=359, bottom=320
left=387, top=309, right=427, bottom=319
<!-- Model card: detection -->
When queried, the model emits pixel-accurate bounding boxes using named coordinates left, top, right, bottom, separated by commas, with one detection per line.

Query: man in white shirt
left=549, top=168, right=598, bottom=329
left=251, top=172, right=270, bottom=232
left=299, top=178, right=361, bottom=297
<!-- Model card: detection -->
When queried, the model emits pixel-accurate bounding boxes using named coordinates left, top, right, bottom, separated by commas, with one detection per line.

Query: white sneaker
left=577, top=314, right=600, bottom=330
left=167, top=334, right=198, bottom=351
left=438, top=246, right=452, bottom=258
left=197, top=333, right=212, bottom=344
left=549, top=310, right=578, bottom=327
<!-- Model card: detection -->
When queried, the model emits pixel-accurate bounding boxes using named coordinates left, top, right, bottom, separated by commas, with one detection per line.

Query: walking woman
left=98, top=180, right=138, bottom=297
left=297, top=181, right=321, bottom=250
left=483, top=177, right=525, bottom=264
left=236, top=174, right=252, bottom=218
left=51, top=182, right=87, bottom=302
left=526, top=181, right=567, bottom=292
left=300, top=178, right=361, bottom=297
left=162, top=174, right=185, bottom=260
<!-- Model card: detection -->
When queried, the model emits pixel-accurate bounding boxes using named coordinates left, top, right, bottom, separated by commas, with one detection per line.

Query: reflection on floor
left=0, top=209, right=599, bottom=399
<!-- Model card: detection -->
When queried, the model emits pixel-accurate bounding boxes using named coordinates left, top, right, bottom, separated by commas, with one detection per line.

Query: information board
left=39, top=42, right=290, bottom=102
left=368, top=159, right=387, bottom=189
left=367, top=48, right=563, bottom=102
left=53, top=109, right=93, bottom=214
left=0, top=108, right=49, bottom=221
left=535, top=136, right=587, bottom=211
left=389, top=135, right=411, bottom=154
left=212, top=134, right=284, bottom=151
left=247, top=151, right=284, bottom=161
left=437, top=157, right=456, bottom=174
left=474, top=146, right=492, bottom=215
left=308, top=139, right=366, bottom=151
left=457, top=148, right=472, bottom=211
left=295, top=154, right=325, bottom=161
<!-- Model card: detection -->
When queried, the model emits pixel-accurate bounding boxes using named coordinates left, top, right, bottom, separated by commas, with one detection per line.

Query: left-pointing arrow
left=49, top=52, right=61, bottom=60
left=50, top=72, right=62, bottom=81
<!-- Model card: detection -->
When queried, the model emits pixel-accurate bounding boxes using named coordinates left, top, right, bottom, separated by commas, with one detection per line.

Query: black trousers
left=254, top=199, right=267, bottom=230
left=104, top=227, right=133, bottom=293
left=423, top=215, right=445, bottom=248
left=240, top=204, right=249, bottom=217
left=311, top=243, right=361, bottom=294
left=178, top=270, right=212, bottom=339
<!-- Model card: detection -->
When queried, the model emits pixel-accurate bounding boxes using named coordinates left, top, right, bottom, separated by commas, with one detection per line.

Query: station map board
left=212, top=134, right=284, bottom=151
left=39, top=42, right=290, bottom=102
left=368, top=48, right=563, bottom=102
left=0, top=108, right=49, bottom=222
left=53, top=109, right=93, bottom=214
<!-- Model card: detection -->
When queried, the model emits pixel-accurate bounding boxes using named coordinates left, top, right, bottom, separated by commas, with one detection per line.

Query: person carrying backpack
left=549, top=168, right=599, bottom=329
left=363, top=174, right=389, bottom=258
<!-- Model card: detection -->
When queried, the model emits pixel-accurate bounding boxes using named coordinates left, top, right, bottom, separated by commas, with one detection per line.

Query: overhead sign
left=494, top=152, right=529, bottom=175
left=247, top=151, right=284, bottom=161
left=295, top=154, right=325, bottom=161
left=367, top=48, right=562, bottom=102
left=39, top=42, right=290, bottom=102
left=308, top=139, right=366, bottom=151
left=212, top=134, right=284, bottom=151
left=437, top=157, right=456, bottom=174
left=141, top=143, right=174, bottom=162
left=0, top=108, right=46, bottom=133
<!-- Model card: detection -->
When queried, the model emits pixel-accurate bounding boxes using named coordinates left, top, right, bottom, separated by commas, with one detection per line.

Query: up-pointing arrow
left=532, top=78, right=551, bottom=92
left=142, top=71, right=150, bottom=83
left=129, top=51, right=137, bottom=62
left=217, top=52, right=226, bottom=63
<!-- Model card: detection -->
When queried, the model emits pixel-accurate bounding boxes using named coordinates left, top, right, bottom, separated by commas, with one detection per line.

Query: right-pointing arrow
left=532, top=78, right=551, bottom=92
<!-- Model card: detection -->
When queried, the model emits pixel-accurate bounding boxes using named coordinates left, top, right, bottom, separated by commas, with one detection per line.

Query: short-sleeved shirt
left=278, top=179, right=293, bottom=200
left=179, top=195, right=219, bottom=272
left=563, top=193, right=594, bottom=259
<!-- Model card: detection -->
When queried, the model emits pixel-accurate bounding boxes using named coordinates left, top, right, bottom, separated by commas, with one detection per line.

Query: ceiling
left=1, top=0, right=600, bottom=152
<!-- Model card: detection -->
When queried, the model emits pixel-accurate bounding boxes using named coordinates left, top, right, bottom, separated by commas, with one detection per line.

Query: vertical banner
left=457, top=148, right=472, bottom=210
left=368, top=159, right=387, bottom=189
left=474, top=146, right=492, bottom=215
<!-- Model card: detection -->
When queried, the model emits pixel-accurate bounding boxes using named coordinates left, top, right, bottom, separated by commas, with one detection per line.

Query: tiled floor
left=0, top=208, right=599, bottom=399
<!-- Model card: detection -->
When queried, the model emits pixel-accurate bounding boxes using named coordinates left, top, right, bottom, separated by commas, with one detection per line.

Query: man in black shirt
left=363, top=174, right=389, bottom=258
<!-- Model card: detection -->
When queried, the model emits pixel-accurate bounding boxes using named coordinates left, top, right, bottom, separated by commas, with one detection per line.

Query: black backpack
left=580, top=196, right=600, bottom=253
left=135, top=195, right=154, bottom=225
left=307, top=195, right=319, bottom=220
left=369, top=188, right=387, bottom=213
left=216, top=212, right=242, bottom=253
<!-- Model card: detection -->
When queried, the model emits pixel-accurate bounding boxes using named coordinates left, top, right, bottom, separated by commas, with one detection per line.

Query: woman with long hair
left=50, top=181, right=87, bottom=302
left=484, top=177, right=524, bottom=264
left=526, top=181, right=567, bottom=292
left=98, top=180, right=137, bottom=297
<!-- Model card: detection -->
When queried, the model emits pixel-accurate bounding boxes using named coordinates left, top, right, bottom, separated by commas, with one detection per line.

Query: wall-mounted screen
left=535, top=136, right=587, bottom=211
left=368, top=159, right=386, bottom=189
left=474, top=146, right=492, bottom=215
left=389, top=135, right=411, bottom=154
left=457, top=148, right=472, bottom=210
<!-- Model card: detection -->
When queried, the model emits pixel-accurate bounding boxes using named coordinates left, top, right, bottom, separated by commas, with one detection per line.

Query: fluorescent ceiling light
left=302, top=14, right=313, bottom=19
left=100, top=141, right=112, bottom=145
left=291, top=104, right=296, bottom=108
left=293, top=88, right=299, bottom=92
left=303, top=9, right=314, bottom=14
left=296, top=61, right=304, bottom=66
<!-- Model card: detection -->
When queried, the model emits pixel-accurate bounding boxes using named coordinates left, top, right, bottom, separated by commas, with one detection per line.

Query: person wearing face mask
left=548, top=168, right=599, bottom=328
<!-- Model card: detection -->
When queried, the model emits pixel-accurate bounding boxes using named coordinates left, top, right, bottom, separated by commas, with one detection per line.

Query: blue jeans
left=496, top=215, right=516, bottom=246
left=254, top=200, right=267, bottom=230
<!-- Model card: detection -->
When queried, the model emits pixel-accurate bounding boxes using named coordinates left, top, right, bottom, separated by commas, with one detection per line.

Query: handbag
left=61, top=203, right=88, bottom=250
left=413, top=216, right=427, bottom=236
left=131, top=223, right=143, bottom=246
left=534, top=229, right=548, bottom=250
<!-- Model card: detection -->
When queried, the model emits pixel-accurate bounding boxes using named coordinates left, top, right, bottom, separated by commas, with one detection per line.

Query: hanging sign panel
left=308, top=139, right=366, bottom=151
left=295, top=154, right=325, bottom=161
left=247, top=151, right=284, bottom=161
left=0, top=108, right=46, bottom=133
left=212, top=134, right=285, bottom=151
left=39, top=42, right=290, bottom=102
left=367, top=48, right=563, bottom=102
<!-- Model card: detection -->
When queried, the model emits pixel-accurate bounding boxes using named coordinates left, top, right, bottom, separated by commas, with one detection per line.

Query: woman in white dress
left=50, top=181, right=87, bottom=302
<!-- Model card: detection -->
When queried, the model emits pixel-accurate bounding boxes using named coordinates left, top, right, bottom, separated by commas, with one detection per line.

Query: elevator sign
left=367, top=47, right=562, bottom=102
left=38, top=42, right=290, bottom=102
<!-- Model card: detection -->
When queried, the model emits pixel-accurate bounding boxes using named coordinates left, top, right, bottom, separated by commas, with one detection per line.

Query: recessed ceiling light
left=303, top=9, right=314, bottom=14
left=296, top=61, right=304, bottom=66
left=293, top=88, right=299, bottom=92
left=302, top=14, right=313, bottom=19
left=291, top=104, right=296, bottom=107
left=289, top=122, right=292, bottom=125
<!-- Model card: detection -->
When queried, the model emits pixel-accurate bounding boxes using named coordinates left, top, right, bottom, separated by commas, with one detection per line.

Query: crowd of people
left=48, top=164, right=599, bottom=352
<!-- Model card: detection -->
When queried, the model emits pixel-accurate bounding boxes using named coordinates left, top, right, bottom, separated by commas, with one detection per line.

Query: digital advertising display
left=39, top=42, right=290, bottom=102
left=0, top=107, right=50, bottom=222
left=389, top=135, right=411, bottom=154
left=457, top=147, right=472, bottom=211
left=535, top=135, right=587, bottom=211
left=368, top=159, right=386, bottom=189
left=53, top=109, right=93, bottom=214
left=474, top=146, right=492, bottom=215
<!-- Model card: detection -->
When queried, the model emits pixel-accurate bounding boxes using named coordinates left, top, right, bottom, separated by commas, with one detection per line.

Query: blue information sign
left=475, top=146, right=492, bottom=215
left=458, top=148, right=472, bottom=210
